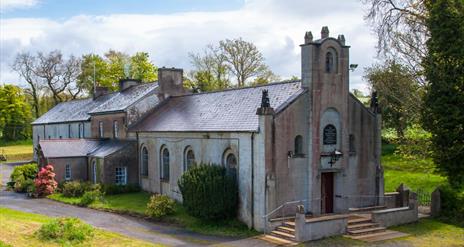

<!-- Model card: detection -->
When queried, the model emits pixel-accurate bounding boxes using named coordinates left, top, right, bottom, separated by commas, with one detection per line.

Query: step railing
left=262, top=199, right=307, bottom=233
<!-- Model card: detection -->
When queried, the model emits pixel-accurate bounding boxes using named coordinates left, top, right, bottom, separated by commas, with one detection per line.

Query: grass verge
left=0, top=140, right=33, bottom=163
left=48, top=192, right=257, bottom=238
left=0, top=207, right=158, bottom=247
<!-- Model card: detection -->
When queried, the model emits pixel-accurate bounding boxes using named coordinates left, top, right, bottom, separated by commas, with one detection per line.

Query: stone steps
left=348, top=217, right=372, bottom=225
left=276, top=226, right=296, bottom=234
left=347, top=226, right=386, bottom=236
left=259, top=234, right=298, bottom=246
left=345, top=230, right=409, bottom=242
left=347, top=222, right=380, bottom=230
left=270, top=229, right=296, bottom=241
left=349, top=205, right=387, bottom=213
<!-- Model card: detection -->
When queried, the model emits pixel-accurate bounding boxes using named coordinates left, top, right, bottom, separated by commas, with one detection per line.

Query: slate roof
left=89, top=83, right=158, bottom=114
left=32, top=83, right=158, bottom=125
left=130, top=81, right=305, bottom=132
left=88, top=140, right=136, bottom=158
left=39, top=139, right=135, bottom=158
left=39, top=139, right=102, bottom=158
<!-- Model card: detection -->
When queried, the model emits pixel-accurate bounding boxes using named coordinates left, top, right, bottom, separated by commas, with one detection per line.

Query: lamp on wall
left=349, top=64, right=358, bottom=72
left=328, top=149, right=343, bottom=166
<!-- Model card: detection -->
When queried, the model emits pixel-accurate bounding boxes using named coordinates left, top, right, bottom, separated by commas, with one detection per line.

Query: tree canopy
left=0, top=85, right=32, bottom=141
left=422, top=0, right=464, bottom=189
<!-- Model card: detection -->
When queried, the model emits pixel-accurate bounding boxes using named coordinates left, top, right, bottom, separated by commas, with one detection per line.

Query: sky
left=0, top=0, right=380, bottom=93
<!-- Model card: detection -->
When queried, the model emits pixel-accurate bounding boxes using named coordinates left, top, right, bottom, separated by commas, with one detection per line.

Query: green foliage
left=9, top=163, right=38, bottom=192
left=0, top=85, right=32, bottom=141
left=145, top=194, right=175, bottom=218
left=79, top=190, right=104, bottom=206
left=438, top=184, right=464, bottom=226
left=178, top=164, right=238, bottom=220
left=78, top=51, right=157, bottom=93
left=364, top=60, right=422, bottom=138
left=102, top=183, right=140, bottom=195
left=422, top=0, right=464, bottom=189
left=36, top=217, right=94, bottom=244
left=61, top=181, right=99, bottom=198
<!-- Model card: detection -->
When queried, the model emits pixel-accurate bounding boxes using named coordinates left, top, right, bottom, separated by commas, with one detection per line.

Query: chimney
left=321, top=26, right=329, bottom=39
left=119, top=78, right=141, bottom=91
left=158, top=67, right=185, bottom=100
left=94, top=86, right=110, bottom=99
left=304, top=31, right=313, bottom=44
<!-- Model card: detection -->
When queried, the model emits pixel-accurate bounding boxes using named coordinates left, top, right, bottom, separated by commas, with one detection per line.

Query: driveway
left=0, top=163, right=271, bottom=247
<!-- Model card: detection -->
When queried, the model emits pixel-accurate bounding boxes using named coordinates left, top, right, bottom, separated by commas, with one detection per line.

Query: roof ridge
left=173, top=79, right=301, bottom=98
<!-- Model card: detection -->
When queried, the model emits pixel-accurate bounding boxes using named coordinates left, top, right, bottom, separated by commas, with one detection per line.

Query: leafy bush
left=145, top=194, right=175, bottom=218
left=10, top=163, right=38, bottom=181
left=62, top=181, right=99, bottom=198
left=34, top=164, right=58, bottom=197
left=438, top=184, right=464, bottom=226
left=178, top=164, right=238, bottom=220
left=36, top=217, right=94, bottom=244
left=79, top=190, right=104, bottom=206
left=102, top=184, right=140, bottom=195
left=9, top=163, right=38, bottom=192
left=395, top=126, right=433, bottom=159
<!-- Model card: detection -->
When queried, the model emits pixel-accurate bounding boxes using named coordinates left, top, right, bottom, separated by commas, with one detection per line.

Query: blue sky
left=2, top=0, right=244, bottom=19
left=1, top=0, right=379, bottom=92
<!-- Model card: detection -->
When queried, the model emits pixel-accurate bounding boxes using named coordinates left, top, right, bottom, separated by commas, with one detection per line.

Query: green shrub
left=13, top=177, right=34, bottom=193
left=438, top=184, right=464, bottom=226
left=62, top=181, right=99, bottom=197
left=102, top=184, right=140, bottom=195
left=10, top=163, right=38, bottom=182
left=145, top=194, right=175, bottom=218
left=36, top=217, right=94, bottom=244
left=178, top=164, right=238, bottom=220
left=9, top=163, right=38, bottom=192
left=79, top=190, right=104, bottom=206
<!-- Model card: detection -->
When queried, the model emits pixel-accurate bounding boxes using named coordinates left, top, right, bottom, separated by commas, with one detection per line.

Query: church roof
left=32, top=83, right=158, bottom=125
left=39, top=139, right=136, bottom=158
left=130, top=81, right=305, bottom=132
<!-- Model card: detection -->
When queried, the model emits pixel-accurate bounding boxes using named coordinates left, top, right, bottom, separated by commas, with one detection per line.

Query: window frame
left=78, top=123, right=84, bottom=138
left=92, top=160, right=97, bottom=183
left=113, top=120, right=119, bottom=138
left=294, top=135, right=304, bottom=156
left=65, top=164, right=72, bottom=181
left=99, top=121, right=104, bottom=138
left=115, top=167, right=127, bottom=185
left=141, top=146, right=149, bottom=177
left=160, top=146, right=170, bottom=181
left=183, top=147, right=195, bottom=172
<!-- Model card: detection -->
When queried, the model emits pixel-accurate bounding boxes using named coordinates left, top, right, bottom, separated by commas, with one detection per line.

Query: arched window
left=160, top=146, right=170, bottom=181
left=184, top=147, right=195, bottom=172
left=294, top=135, right=303, bottom=155
left=325, top=49, right=338, bottom=73
left=225, top=152, right=237, bottom=178
left=78, top=123, right=84, bottom=138
left=92, top=160, right=97, bottom=183
left=141, top=146, right=148, bottom=177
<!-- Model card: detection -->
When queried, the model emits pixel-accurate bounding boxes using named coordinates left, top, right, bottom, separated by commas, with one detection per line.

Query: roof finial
left=321, top=26, right=329, bottom=39
left=304, top=31, right=313, bottom=44
left=338, top=34, right=345, bottom=45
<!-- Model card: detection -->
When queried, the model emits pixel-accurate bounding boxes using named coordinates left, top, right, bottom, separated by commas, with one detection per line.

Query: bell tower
left=301, top=26, right=351, bottom=214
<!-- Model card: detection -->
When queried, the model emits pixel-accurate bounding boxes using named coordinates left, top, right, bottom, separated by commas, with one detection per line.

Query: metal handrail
left=262, top=199, right=307, bottom=233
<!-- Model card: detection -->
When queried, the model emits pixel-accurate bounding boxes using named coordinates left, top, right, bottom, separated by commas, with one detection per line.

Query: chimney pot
left=304, top=31, right=313, bottom=44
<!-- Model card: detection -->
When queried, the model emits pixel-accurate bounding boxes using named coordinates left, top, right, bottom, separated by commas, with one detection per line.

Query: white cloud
left=0, top=0, right=377, bottom=93
left=0, top=0, right=39, bottom=12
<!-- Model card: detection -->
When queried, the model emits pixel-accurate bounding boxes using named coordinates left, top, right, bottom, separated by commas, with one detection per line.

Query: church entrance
left=321, top=172, right=334, bottom=213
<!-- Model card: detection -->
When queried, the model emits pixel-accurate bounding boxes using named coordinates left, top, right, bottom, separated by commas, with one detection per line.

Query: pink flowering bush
left=34, top=164, right=58, bottom=197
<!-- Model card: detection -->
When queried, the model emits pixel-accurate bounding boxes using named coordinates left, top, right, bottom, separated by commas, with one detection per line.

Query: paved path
left=0, top=164, right=272, bottom=247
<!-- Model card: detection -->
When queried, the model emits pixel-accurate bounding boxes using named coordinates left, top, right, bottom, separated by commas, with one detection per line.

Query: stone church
left=33, top=27, right=383, bottom=231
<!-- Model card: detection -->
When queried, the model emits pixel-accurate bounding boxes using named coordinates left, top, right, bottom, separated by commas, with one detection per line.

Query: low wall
left=371, top=206, right=418, bottom=227
left=295, top=213, right=348, bottom=242
left=384, top=192, right=399, bottom=208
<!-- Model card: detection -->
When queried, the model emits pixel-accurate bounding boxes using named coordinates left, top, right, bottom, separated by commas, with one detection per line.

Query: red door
left=321, top=172, right=334, bottom=213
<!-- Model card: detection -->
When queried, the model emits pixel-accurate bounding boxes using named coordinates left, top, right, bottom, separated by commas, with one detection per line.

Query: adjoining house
left=33, top=27, right=393, bottom=234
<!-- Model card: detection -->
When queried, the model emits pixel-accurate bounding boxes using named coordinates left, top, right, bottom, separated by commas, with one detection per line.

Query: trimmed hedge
left=145, top=194, right=175, bottom=218
left=178, top=164, right=238, bottom=220
left=9, top=163, right=38, bottom=192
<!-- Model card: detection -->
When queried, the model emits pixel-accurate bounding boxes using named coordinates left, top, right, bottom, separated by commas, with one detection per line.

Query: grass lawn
left=381, top=143, right=447, bottom=193
left=299, top=218, right=464, bottom=246
left=0, top=207, right=159, bottom=247
left=0, top=139, right=33, bottom=163
left=48, top=192, right=258, bottom=238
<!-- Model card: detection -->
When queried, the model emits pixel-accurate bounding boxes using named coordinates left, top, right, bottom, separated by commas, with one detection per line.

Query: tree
left=422, top=0, right=464, bottom=189
left=0, top=85, right=32, bottom=141
left=219, top=38, right=270, bottom=87
left=12, top=53, right=42, bottom=117
left=363, top=0, right=428, bottom=86
left=364, top=60, right=422, bottom=138
left=78, top=51, right=157, bottom=93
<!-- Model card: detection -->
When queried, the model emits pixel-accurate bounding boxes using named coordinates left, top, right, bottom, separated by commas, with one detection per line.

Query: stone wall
left=101, top=143, right=138, bottom=184
left=48, top=157, right=88, bottom=182
left=90, top=113, right=127, bottom=139
left=294, top=209, right=348, bottom=241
